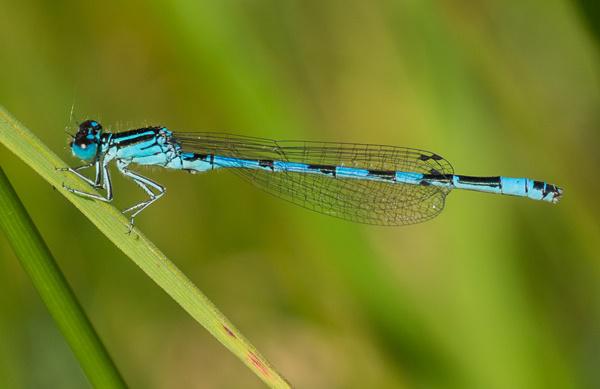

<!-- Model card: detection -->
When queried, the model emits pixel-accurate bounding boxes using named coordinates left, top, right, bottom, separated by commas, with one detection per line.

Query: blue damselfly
left=60, top=120, right=563, bottom=231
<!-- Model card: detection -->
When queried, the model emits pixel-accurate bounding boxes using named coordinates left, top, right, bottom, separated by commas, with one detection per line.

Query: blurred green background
left=0, top=1, right=599, bottom=388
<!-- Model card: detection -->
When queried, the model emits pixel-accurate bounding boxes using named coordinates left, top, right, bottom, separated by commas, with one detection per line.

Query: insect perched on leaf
left=60, top=120, right=563, bottom=232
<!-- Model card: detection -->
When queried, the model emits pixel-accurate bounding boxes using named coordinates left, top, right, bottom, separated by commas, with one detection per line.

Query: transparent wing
left=175, top=132, right=454, bottom=225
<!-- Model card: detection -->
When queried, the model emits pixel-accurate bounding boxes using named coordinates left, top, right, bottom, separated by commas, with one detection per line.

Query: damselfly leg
left=117, top=160, right=165, bottom=233
left=58, top=160, right=113, bottom=203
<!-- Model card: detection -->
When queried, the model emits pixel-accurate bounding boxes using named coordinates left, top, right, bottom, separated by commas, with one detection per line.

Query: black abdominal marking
left=259, top=160, right=275, bottom=170
left=367, top=170, right=396, bottom=181
left=307, top=164, right=336, bottom=176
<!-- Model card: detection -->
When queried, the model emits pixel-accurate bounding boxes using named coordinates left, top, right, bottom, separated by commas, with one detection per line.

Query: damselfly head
left=70, top=119, right=103, bottom=161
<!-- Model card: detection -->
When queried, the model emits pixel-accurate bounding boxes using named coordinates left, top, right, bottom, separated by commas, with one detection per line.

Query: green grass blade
left=0, top=167, right=127, bottom=388
left=0, top=106, right=290, bottom=389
